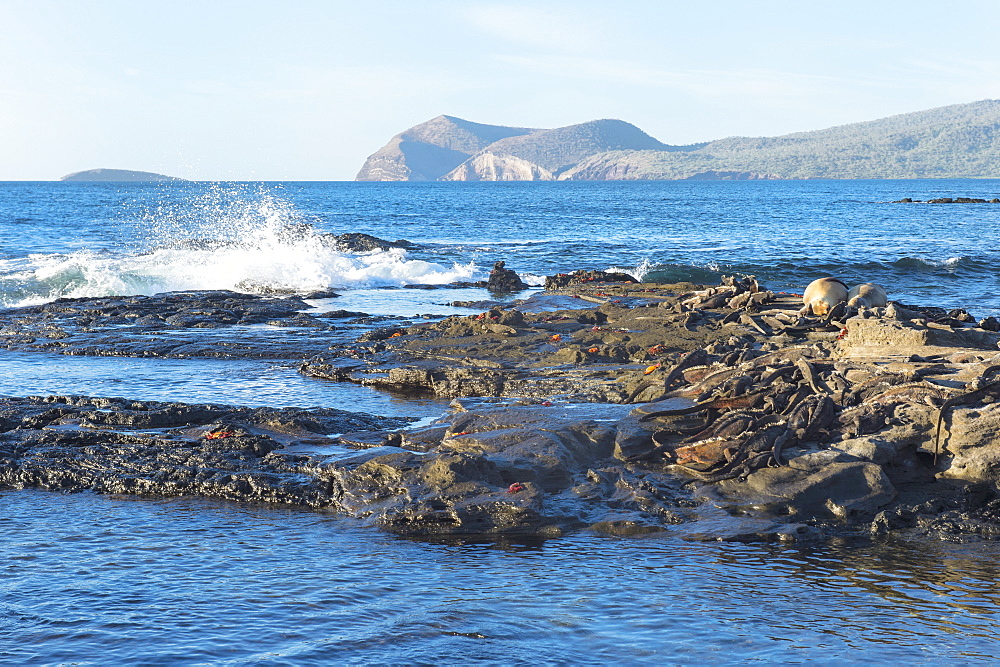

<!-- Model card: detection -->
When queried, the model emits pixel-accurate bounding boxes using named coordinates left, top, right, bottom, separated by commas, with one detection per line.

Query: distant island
left=356, top=99, right=1000, bottom=181
left=60, top=168, right=185, bottom=182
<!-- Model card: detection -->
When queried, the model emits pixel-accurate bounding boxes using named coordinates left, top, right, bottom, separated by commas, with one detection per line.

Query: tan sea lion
left=800, top=277, right=848, bottom=316
left=847, top=282, right=888, bottom=309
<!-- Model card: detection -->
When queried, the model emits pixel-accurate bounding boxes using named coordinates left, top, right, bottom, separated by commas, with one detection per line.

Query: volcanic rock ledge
left=0, top=396, right=409, bottom=505
left=7, top=276, right=1000, bottom=541
left=298, top=277, right=1000, bottom=540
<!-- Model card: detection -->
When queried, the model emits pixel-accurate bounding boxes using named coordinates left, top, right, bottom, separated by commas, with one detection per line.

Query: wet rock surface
left=0, top=395, right=409, bottom=507
left=324, top=232, right=417, bottom=252
left=0, top=290, right=417, bottom=359
left=257, top=224, right=417, bottom=252
left=892, top=197, right=1000, bottom=204
left=544, top=269, right=638, bottom=289
left=486, top=261, right=528, bottom=293
left=297, top=275, right=1000, bottom=540
left=7, top=275, right=1000, bottom=541
left=299, top=283, right=733, bottom=403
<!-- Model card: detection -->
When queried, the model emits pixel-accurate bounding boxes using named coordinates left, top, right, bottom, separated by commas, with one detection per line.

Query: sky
left=2, top=0, right=1000, bottom=181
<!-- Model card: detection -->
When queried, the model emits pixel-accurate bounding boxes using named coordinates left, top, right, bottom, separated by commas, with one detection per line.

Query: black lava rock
left=487, top=261, right=529, bottom=293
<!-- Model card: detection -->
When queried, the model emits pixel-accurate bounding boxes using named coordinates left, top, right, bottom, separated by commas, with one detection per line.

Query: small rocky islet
left=5, top=267, right=1000, bottom=543
left=892, top=196, right=1000, bottom=204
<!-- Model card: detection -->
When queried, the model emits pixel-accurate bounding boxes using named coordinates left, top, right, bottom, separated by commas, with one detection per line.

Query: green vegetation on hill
left=647, top=99, right=1000, bottom=179
left=358, top=100, right=1000, bottom=181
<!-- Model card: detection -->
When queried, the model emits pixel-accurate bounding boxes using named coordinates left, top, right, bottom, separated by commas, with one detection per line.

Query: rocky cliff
left=475, top=119, right=669, bottom=175
left=355, top=115, right=538, bottom=181
left=441, top=151, right=554, bottom=181
left=357, top=116, right=675, bottom=182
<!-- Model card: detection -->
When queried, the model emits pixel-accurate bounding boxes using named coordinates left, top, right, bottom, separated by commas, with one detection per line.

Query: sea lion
left=847, top=282, right=888, bottom=309
left=800, top=277, right=848, bottom=316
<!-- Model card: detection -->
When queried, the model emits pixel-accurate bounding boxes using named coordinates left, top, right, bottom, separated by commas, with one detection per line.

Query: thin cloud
left=461, top=5, right=600, bottom=53
left=897, top=56, right=1000, bottom=80
left=495, top=54, right=858, bottom=99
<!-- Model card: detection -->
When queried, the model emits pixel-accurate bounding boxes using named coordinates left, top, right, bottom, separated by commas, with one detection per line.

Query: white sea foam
left=519, top=273, right=547, bottom=286
left=944, top=256, right=965, bottom=268
left=0, top=186, right=484, bottom=307
left=606, top=258, right=655, bottom=281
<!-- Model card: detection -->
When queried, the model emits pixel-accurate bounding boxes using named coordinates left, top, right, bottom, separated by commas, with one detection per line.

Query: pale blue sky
left=2, top=0, right=999, bottom=181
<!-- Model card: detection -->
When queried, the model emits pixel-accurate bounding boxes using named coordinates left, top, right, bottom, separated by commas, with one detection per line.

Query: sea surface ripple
left=4, top=180, right=1000, bottom=662
left=3, top=490, right=1000, bottom=663
left=3, top=179, right=1000, bottom=313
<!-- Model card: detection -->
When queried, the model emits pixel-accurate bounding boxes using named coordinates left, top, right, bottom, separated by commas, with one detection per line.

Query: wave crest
left=0, top=186, right=483, bottom=307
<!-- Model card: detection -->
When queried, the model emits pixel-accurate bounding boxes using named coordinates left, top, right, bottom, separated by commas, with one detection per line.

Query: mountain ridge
left=357, top=100, right=1000, bottom=181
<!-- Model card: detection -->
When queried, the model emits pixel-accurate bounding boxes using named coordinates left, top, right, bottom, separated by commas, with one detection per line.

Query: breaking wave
left=0, top=186, right=483, bottom=307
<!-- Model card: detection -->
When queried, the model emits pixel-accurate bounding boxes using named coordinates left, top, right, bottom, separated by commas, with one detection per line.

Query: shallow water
left=5, top=180, right=1000, bottom=662
left=3, top=490, right=1000, bottom=663
left=0, top=351, right=449, bottom=420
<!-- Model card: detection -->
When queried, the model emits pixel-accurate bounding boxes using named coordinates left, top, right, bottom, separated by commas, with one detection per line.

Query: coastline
left=5, top=273, right=1000, bottom=542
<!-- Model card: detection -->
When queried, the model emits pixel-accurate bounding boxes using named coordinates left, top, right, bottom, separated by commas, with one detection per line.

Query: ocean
left=3, top=179, right=1000, bottom=662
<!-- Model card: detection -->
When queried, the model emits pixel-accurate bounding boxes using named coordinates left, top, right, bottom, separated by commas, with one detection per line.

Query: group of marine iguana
left=623, top=274, right=1000, bottom=485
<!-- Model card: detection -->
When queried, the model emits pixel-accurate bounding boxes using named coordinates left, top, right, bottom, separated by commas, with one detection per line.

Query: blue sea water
left=3, top=179, right=1000, bottom=662
left=5, top=180, right=1000, bottom=312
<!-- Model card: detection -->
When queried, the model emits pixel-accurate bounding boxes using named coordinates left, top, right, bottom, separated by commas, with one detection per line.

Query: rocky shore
left=893, top=197, right=1000, bottom=204
left=6, top=273, right=1000, bottom=542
